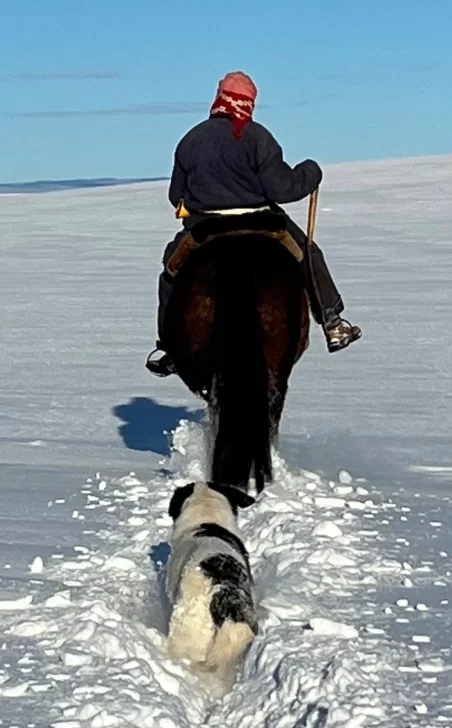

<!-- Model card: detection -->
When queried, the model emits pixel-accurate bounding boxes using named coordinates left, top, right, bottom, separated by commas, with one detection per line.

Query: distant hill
left=0, top=177, right=169, bottom=194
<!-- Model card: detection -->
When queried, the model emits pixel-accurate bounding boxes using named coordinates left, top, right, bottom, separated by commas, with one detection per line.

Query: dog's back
left=166, top=483, right=257, bottom=696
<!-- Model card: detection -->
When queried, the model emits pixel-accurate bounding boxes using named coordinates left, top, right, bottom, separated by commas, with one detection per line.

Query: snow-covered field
left=0, top=155, right=451, bottom=727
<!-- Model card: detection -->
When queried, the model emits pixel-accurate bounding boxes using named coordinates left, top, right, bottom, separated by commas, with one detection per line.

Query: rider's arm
left=168, top=152, right=187, bottom=208
left=253, top=126, right=322, bottom=204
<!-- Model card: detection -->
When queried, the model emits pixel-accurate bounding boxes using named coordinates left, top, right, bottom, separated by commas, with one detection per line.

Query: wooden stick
left=307, top=188, right=319, bottom=246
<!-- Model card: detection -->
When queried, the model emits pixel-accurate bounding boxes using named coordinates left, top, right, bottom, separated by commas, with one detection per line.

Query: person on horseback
left=146, top=71, right=361, bottom=377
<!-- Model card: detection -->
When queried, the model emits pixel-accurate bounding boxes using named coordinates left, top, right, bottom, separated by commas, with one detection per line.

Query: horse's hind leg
left=206, top=397, right=219, bottom=472
left=267, top=371, right=287, bottom=443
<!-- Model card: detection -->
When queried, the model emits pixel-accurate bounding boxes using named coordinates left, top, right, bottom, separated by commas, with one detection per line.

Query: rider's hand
left=295, top=159, right=323, bottom=194
left=301, top=159, right=322, bottom=184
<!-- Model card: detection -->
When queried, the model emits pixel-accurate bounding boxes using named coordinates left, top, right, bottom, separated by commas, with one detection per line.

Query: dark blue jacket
left=168, top=117, right=322, bottom=213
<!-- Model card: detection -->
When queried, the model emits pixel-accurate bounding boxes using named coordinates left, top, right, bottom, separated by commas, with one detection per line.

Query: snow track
left=1, top=421, right=450, bottom=727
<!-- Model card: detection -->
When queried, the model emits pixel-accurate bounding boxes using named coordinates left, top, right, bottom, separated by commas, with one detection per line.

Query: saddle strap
left=165, top=229, right=303, bottom=279
left=166, top=233, right=199, bottom=278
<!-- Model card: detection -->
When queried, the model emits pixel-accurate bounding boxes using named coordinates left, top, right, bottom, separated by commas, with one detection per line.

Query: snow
left=0, top=155, right=451, bottom=727
left=312, top=521, right=343, bottom=539
left=308, top=617, right=359, bottom=640
left=29, top=556, right=44, bottom=574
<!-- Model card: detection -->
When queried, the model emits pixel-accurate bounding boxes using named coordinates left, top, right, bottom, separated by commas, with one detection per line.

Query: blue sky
left=1, top=0, right=451, bottom=182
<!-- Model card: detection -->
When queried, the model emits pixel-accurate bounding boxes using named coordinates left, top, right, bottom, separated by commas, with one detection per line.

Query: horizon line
left=2, top=152, right=452, bottom=191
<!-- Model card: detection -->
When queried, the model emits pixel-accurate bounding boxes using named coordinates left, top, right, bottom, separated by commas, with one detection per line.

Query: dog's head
left=208, top=483, right=255, bottom=515
left=168, top=482, right=255, bottom=521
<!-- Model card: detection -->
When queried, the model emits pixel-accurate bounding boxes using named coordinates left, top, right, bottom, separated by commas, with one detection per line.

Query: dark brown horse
left=163, top=217, right=310, bottom=494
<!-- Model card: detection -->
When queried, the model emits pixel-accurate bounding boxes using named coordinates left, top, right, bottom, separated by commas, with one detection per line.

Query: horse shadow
left=113, top=397, right=204, bottom=456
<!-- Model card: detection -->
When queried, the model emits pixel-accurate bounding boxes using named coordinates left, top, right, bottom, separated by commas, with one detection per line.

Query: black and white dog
left=166, top=481, right=257, bottom=696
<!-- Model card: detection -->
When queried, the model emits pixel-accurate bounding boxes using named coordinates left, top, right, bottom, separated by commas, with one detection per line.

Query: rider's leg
left=146, top=270, right=176, bottom=376
left=282, top=213, right=362, bottom=352
left=146, top=234, right=184, bottom=377
left=157, top=270, right=173, bottom=345
left=146, top=218, right=216, bottom=376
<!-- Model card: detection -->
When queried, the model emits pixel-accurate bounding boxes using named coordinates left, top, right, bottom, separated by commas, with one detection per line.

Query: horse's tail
left=211, top=241, right=272, bottom=493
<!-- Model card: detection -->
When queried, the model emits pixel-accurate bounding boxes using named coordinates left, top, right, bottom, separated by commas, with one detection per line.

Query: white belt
left=203, top=205, right=271, bottom=216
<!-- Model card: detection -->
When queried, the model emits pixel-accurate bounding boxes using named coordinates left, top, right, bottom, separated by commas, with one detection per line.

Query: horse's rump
left=163, top=231, right=309, bottom=491
left=164, top=234, right=308, bottom=393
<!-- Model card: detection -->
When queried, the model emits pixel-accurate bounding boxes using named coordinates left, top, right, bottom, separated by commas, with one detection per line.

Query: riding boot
left=323, top=317, right=362, bottom=353
left=145, top=348, right=176, bottom=376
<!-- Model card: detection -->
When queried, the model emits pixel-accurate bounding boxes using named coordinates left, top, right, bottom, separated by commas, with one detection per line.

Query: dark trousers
left=158, top=232, right=186, bottom=341
left=157, top=212, right=344, bottom=342
left=282, top=211, right=344, bottom=327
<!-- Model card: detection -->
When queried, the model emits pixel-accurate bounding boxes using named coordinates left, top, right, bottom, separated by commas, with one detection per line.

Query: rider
left=146, top=71, right=361, bottom=377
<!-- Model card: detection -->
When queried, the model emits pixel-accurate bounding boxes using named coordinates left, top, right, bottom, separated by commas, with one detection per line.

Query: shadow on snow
left=113, top=396, right=204, bottom=456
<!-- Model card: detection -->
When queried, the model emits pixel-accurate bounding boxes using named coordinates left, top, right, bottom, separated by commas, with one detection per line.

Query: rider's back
left=169, top=117, right=322, bottom=213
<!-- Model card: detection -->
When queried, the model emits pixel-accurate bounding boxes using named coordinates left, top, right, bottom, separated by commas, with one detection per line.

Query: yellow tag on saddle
left=175, top=199, right=191, bottom=219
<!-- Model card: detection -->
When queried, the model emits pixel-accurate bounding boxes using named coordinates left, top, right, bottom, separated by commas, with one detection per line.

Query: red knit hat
left=210, top=71, right=258, bottom=138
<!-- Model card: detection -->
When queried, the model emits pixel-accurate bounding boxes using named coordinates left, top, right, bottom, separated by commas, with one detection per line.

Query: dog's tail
left=202, top=620, right=255, bottom=697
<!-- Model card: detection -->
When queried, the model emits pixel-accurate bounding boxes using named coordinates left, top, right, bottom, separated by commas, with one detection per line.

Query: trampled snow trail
left=1, top=420, right=451, bottom=727
left=0, top=156, right=451, bottom=726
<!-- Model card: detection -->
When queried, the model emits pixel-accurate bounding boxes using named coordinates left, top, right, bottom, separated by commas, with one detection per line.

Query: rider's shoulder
left=178, top=118, right=212, bottom=143
left=242, top=121, right=279, bottom=150
left=247, top=120, right=271, bottom=134
left=244, top=120, right=276, bottom=141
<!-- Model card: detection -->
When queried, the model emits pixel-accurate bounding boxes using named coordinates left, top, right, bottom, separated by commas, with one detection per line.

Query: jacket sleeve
left=168, top=152, right=186, bottom=208
left=255, top=129, right=323, bottom=204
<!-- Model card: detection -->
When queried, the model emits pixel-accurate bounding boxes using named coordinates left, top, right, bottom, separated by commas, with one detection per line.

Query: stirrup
left=145, top=348, right=176, bottom=377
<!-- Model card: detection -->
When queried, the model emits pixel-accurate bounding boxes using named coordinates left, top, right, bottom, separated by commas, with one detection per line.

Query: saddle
left=166, top=211, right=303, bottom=278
